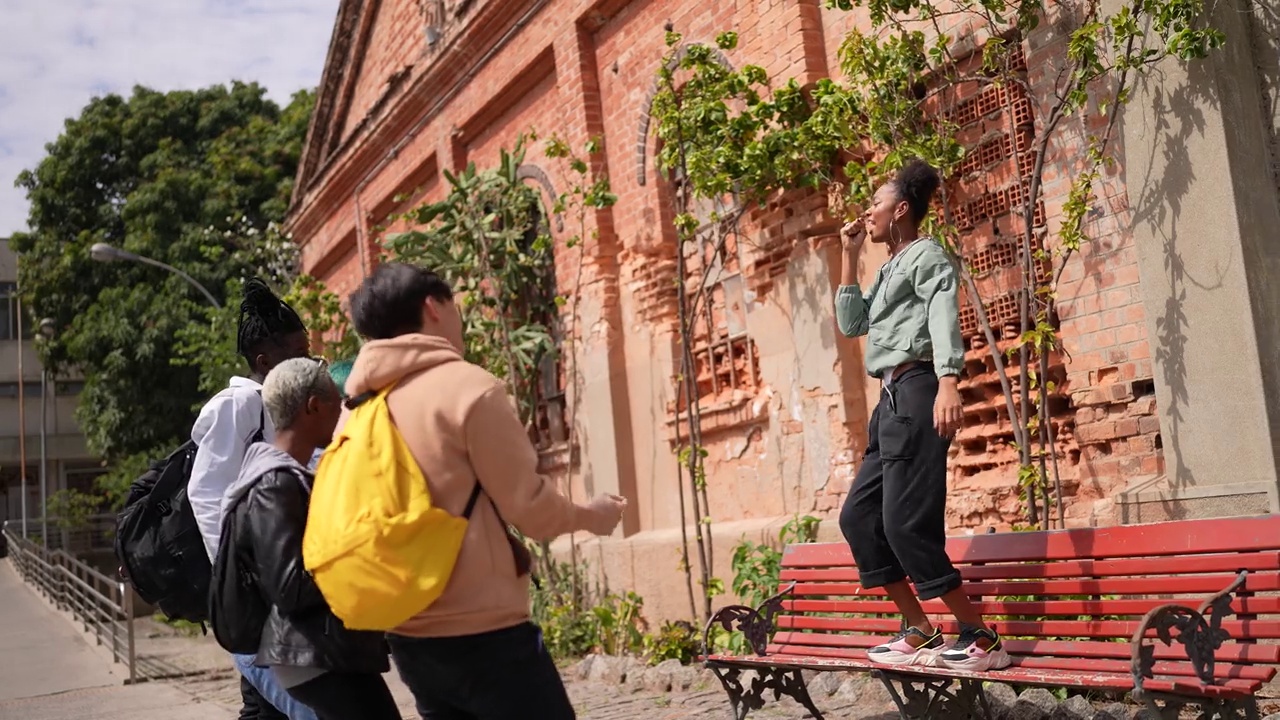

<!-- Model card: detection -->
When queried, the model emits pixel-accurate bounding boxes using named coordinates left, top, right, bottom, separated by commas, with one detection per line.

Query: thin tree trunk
left=666, top=75, right=715, bottom=622
left=672, top=421, right=700, bottom=621
left=674, top=213, right=713, bottom=620
left=1039, top=343, right=1065, bottom=528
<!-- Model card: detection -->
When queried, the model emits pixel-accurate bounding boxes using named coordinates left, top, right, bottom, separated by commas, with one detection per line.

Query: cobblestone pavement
left=564, top=675, right=899, bottom=720
left=177, top=650, right=901, bottom=719
left=182, top=672, right=897, bottom=720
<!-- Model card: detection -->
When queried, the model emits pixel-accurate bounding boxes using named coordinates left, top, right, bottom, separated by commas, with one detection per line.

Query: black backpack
left=209, top=487, right=271, bottom=655
left=115, top=401, right=264, bottom=624
left=114, top=440, right=210, bottom=623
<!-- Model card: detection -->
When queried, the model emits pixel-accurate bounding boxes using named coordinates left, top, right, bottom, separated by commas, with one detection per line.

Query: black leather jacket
left=228, top=467, right=389, bottom=674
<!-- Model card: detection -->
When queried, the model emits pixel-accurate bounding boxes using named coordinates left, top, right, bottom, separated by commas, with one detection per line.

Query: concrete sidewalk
left=0, top=557, right=882, bottom=719
left=0, top=559, right=232, bottom=719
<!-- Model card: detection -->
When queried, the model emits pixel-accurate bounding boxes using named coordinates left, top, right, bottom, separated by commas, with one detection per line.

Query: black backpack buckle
left=156, top=500, right=172, bottom=515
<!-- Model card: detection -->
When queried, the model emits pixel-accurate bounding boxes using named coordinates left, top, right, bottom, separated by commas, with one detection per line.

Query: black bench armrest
left=1130, top=569, right=1248, bottom=695
left=702, top=583, right=796, bottom=658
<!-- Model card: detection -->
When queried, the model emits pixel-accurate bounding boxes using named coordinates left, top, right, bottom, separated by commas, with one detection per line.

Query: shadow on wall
left=1248, top=0, right=1280, bottom=188
left=1125, top=48, right=1225, bottom=492
left=1244, top=0, right=1280, bottom=459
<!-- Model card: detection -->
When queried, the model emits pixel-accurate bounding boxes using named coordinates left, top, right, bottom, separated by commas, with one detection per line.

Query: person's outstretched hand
left=584, top=494, right=627, bottom=536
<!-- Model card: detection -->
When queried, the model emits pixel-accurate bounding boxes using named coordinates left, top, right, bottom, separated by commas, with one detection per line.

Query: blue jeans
left=233, top=653, right=319, bottom=720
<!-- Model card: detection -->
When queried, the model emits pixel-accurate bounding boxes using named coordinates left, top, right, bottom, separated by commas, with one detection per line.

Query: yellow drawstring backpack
left=302, top=384, right=481, bottom=631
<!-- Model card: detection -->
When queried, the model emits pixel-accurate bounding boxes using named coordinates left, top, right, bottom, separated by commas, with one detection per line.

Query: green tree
left=10, top=83, right=315, bottom=474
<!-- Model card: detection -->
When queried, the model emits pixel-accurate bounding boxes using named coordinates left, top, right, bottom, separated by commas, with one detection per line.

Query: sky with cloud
left=0, top=0, right=341, bottom=236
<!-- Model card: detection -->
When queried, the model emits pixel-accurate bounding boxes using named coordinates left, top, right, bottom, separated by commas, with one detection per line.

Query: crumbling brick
left=291, top=0, right=1161, bottom=537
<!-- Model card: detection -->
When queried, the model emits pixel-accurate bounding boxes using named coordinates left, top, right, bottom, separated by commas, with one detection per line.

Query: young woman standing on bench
left=834, top=158, right=1010, bottom=672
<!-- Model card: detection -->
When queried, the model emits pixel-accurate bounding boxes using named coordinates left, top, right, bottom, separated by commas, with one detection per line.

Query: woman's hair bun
left=894, top=158, right=942, bottom=224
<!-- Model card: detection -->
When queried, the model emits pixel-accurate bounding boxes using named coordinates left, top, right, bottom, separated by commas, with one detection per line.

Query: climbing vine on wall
left=653, top=0, right=1223, bottom=528
left=820, top=0, right=1223, bottom=527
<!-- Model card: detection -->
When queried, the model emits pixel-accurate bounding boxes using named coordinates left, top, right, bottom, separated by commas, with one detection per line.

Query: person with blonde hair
left=221, top=357, right=400, bottom=720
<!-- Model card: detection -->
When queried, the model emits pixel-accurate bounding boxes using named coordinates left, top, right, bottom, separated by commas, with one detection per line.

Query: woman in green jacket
left=835, top=159, right=1009, bottom=672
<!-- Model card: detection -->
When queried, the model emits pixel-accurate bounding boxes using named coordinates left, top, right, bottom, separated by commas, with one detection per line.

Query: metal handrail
left=21, top=513, right=120, bottom=555
left=2, top=527, right=136, bottom=684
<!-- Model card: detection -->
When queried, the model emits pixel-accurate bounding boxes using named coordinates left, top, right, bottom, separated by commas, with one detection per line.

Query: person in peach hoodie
left=345, top=262, right=626, bottom=720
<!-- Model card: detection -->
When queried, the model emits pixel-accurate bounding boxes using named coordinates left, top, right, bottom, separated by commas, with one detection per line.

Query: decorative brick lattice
left=672, top=194, right=761, bottom=414
left=932, top=39, right=1075, bottom=487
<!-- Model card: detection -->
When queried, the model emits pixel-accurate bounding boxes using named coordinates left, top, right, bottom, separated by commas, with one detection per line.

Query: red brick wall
left=340, top=0, right=428, bottom=148
left=291, top=0, right=1162, bottom=534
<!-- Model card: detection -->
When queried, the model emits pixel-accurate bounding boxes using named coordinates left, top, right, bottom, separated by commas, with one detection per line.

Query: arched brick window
left=515, top=164, right=570, bottom=454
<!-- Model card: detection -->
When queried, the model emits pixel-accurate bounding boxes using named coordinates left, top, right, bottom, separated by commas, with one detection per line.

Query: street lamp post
left=38, top=318, right=54, bottom=547
left=83, top=244, right=221, bottom=547
left=17, top=300, right=27, bottom=539
left=89, top=243, right=222, bottom=309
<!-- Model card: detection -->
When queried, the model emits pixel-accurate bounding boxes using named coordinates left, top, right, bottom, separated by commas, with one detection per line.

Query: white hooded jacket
left=186, top=376, right=275, bottom=563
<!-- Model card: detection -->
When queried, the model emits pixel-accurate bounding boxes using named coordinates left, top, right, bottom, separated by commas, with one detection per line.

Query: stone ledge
left=1116, top=474, right=1278, bottom=522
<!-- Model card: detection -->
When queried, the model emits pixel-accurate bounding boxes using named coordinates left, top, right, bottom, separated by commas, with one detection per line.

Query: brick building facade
left=288, top=0, right=1280, bottom=619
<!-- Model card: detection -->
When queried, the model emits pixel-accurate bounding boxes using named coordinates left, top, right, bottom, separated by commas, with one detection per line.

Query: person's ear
left=424, top=297, right=442, bottom=322
left=895, top=200, right=910, bottom=223
left=254, top=352, right=270, bottom=373
left=306, top=395, right=321, bottom=415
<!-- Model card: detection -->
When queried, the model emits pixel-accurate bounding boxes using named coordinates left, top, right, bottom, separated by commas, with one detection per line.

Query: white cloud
left=0, top=0, right=341, bottom=235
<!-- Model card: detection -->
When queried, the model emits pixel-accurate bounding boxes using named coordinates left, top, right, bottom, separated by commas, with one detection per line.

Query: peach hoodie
left=345, top=333, right=601, bottom=638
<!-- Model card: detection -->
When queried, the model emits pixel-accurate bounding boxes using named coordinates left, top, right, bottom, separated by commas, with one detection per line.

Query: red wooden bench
left=702, top=515, right=1280, bottom=720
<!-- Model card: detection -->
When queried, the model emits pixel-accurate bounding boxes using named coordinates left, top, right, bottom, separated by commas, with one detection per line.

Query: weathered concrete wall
left=1114, top=0, right=1280, bottom=518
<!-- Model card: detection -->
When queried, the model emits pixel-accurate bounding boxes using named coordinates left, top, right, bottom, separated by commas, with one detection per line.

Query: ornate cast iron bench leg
left=702, top=584, right=823, bottom=719
left=707, top=664, right=824, bottom=720
left=876, top=671, right=993, bottom=720
left=1131, top=570, right=1257, bottom=720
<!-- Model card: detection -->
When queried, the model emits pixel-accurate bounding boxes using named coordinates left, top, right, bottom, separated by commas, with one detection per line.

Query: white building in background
left=0, top=238, right=105, bottom=535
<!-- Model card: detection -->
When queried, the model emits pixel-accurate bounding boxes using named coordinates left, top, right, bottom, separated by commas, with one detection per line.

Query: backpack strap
left=462, top=483, right=482, bottom=519
left=345, top=390, right=376, bottom=410
left=251, top=404, right=266, bottom=444
left=478, top=491, right=535, bottom=583
left=250, top=389, right=266, bottom=444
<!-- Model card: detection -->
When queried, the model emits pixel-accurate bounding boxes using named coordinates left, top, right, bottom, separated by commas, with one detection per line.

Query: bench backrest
left=772, top=515, right=1280, bottom=676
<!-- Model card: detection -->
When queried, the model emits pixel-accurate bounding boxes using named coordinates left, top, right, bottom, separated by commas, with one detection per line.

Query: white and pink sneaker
left=937, top=626, right=1011, bottom=671
left=867, top=626, right=946, bottom=666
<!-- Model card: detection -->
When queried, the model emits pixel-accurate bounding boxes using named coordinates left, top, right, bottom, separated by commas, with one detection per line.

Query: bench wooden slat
left=780, top=552, right=1280, bottom=580
left=785, top=596, right=1280, bottom=617
left=769, top=632, right=1280, bottom=664
left=777, top=615, right=1280, bottom=640
left=781, top=516, right=1280, bottom=567
left=709, top=653, right=1266, bottom=697
left=787, top=573, right=1280, bottom=598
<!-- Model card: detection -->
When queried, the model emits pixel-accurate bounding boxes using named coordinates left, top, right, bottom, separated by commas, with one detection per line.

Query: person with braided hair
left=188, top=278, right=319, bottom=720
left=834, top=159, right=1010, bottom=672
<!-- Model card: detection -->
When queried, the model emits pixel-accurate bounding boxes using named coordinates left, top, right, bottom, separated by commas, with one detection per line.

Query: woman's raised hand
left=840, top=219, right=866, bottom=252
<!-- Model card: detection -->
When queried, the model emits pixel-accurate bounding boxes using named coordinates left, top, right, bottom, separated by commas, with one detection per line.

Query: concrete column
left=1117, top=0, right=1280, bottom=519
left=551, top=23, right=639, bottom=536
